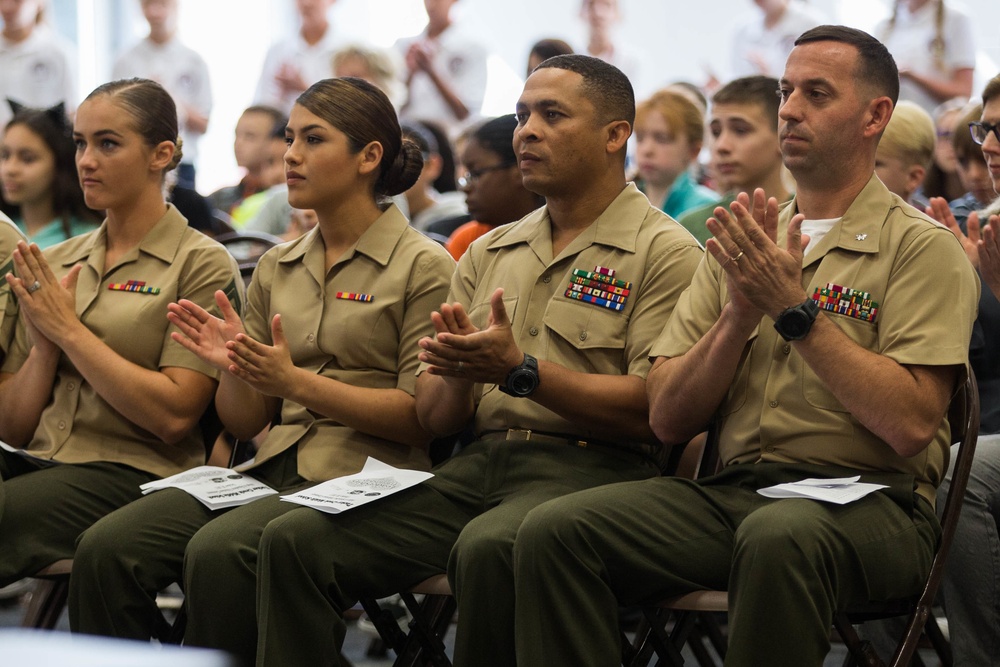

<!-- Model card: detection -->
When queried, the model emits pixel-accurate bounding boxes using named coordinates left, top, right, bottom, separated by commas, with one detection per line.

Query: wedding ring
left=731, top=250, right=745, bottom=263
left=26, top=280, right=41, bottom=294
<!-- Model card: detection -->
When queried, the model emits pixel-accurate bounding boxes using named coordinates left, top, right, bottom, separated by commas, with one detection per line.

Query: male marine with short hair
left=513, top=26, right=979, bottom=666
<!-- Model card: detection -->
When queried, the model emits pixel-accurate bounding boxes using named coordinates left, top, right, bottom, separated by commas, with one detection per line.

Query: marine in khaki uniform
left=255, top=55, right=704, bottom=667
left=0, top=79, right=241, bottom=589
left=68, top=78, right=454, bottom=667
left=512, top=26, right=980, bottom=667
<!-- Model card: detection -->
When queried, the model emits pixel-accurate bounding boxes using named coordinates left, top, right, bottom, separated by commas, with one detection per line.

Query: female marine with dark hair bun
left=0, top=78, right=241, bottom=598
left=69, top=77, right=455, bottom=665
left=0, top=103, right=101, bottom=248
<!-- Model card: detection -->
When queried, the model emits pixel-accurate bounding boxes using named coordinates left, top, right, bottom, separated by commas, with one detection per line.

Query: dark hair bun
left=378, top=138, right=424, bottom=197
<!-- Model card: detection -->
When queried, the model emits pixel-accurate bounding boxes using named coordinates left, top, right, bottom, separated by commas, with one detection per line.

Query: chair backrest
left=842, top=369, right=980, bottom=666
left=893, top=371, right=979, bottom=652
left=215, top=231, right=283, bottom=286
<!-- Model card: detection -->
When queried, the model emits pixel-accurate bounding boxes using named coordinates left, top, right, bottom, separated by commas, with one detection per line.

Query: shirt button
left=542, top=275, right=551, bottom=284
left=782, top=345, right=791, bottom=355
left=58, top=420, right=67, bottom=430
left=307, top=333, right=315, bottom=342
left=579, top=331, right=588, bottom=341
left=769, top=400, right=778, bottom=408
left=529, top=327, right=539, bottom=336
left=66, top=382, right=76, bottom=391
left=765, top=445, right=775, bottom=453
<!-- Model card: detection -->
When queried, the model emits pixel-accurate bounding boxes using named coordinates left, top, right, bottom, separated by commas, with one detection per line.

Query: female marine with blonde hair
left=0, top=78, right=240, bottom=598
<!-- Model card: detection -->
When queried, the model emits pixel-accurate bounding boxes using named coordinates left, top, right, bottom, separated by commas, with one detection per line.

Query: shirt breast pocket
left=542, top=298, right=628, bottom=373
left=468, top=295, right=519, bottom=332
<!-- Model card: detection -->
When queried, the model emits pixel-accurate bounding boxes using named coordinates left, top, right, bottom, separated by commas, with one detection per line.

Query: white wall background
left=57, top=0, right=1000, bottom=195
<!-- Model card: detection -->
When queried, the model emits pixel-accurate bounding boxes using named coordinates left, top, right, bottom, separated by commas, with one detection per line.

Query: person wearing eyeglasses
left=444, top=114, right=544, bottom=261
left=940, top=103, right=998, bottom=229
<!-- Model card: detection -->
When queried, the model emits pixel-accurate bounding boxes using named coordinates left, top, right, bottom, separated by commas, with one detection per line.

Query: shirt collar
left=788, top=174, right=894, bottom=267
left=278, top=203, right=411, bottom=269
left=59, top=204, right=188, bottom=267
left=485, top=182, right=650, bottom=255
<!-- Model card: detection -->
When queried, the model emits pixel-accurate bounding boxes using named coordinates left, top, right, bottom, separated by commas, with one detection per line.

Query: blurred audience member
left=920, top=98, right=971, bottom=201
left=401, top=121, right=467, bottom=234
left=633, top=89, right=717, bottom=220
left=730, top=0, right=824, bottom=79
left=950, top=103, right=998, bottom=226
left=579, top=0, right=640, bottom=91
left=676, top=75, right=787, bottom=245
left=0, top=102, right=99, bottom=248
left=208, top=105, right=286, bottom=215
left=333, top=44, right=403, bottom=107
left=877, top=0, right=975, bottom=114
left=446, top=114, right=543, bottom=260
left=526, top=38, right=573, bottom=78
left=255, top=0, right=341, bottom=113
left=874, top=100, right=936, bottom=207
left=396, top=0, right=487, bottom=133
left=112, top=0, right=212, bottom=191
left=0, top=0, right=77, bottom=129
left=231, top=121, right=289, bottom=227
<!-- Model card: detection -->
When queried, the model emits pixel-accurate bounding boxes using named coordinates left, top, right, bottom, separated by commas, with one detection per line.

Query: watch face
left=782, top=311, right=810, bottom=337
left=509, top=370, right=539, bottom=396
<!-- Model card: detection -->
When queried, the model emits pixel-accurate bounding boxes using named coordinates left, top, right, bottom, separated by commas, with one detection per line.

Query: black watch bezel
left=773, top=298, right=820, bottom=342
left=499, top=353, right=539, bottom=397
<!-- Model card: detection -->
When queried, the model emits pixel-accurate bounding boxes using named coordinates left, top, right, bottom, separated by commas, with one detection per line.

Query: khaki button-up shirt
left=443, top=183, right=704, bottom=448
left=652, top=176, right=979, bottom=504
left=1, top=205, right=244, bottom=478
left=246, top=205, right=455, bottom=481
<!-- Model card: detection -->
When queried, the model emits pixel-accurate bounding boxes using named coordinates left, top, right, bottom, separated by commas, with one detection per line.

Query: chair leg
left=923, top=612, right=952, bottom=667
left=833, top=616, right=886, bottom=667
left=394, top=592, right=455, bottom=667
left=20, top=578, right=67, bottom=629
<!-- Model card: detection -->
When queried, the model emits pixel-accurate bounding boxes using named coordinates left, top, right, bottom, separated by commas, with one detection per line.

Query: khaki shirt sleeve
left=243, top=247, right=278, bottom=345
left=876, top=227, right=978, bottom=367
left=650, top=253, right=725, bottom=361
left=396, top=250, right=454, bottom=395
left=160, top=244, right=243, bottom=377
left=625, top=240, right=704, bottom=377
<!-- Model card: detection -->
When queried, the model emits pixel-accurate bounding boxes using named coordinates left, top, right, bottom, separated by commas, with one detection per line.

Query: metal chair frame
left=624, top=372, right=979, bottom=667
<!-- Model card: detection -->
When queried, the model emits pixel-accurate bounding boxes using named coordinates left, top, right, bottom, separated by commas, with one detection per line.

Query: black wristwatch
left=773, top=298, right=820, bottom=341
left=499, top=353, right=540, bottom=397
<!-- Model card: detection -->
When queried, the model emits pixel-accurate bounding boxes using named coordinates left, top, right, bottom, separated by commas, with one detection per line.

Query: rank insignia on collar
left=564, top=266, right=630, bottom=312
left=108, top=280, right=160, bottom=295
left=812, top=283, right=878, bottom=323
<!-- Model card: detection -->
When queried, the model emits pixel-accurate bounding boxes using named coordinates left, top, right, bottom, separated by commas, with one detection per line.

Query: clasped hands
left=418, top=287, right=524, bottom=386
left=5, top=240, right=82, bottom=350
left=705, top=189, right=809, bottom=322
left=168, top=290, right=296, bottom=397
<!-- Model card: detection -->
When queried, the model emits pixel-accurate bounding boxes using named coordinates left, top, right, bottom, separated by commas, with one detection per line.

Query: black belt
left=479, top=429, right=656, bottom=465
left=483, top=428, right=617, bottom=448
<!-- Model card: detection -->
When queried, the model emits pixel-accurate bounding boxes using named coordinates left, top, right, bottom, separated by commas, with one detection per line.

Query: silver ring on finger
left=26, top=280, right=41, bottom=294
left=456, top=361, right=464, bottom=372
